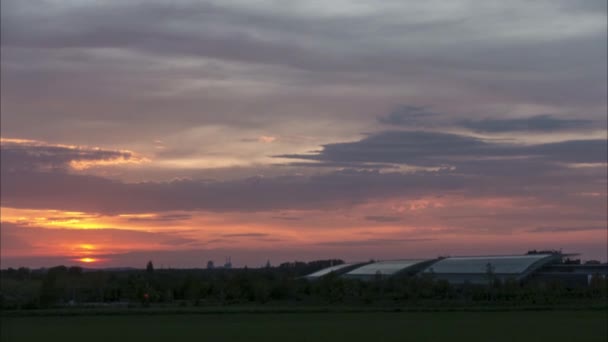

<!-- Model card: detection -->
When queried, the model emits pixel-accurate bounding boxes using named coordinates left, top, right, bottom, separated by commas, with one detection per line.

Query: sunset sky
left=1, top=0, right=606, bottom=268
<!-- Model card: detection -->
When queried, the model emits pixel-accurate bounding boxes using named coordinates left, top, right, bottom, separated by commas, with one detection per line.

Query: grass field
left=2, top=310, right=606, bottom=342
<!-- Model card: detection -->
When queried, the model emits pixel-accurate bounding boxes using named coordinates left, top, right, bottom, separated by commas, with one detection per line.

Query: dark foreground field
left=2, top=310, right=607, bottom=342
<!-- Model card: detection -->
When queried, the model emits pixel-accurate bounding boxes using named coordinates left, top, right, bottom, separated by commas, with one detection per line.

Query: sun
left=79, top=257, right=98, bottom=263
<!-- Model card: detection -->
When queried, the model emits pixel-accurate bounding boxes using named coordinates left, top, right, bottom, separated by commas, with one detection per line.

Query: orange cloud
left=69, top=154, right=149, bottom=170
left=258, top=135, right=277, bottom=143
left=1, top=137, right=149, bottom=171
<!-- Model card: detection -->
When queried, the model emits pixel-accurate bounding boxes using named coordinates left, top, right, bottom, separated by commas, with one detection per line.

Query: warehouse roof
left=422, top=254, right=555, bottom=275
left=305, top=263, right=359, bottom=279
left=345, top=259, right=430, bottom=277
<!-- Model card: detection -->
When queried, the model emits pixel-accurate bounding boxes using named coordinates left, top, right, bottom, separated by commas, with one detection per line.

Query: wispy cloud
left=318, top=238, right=436, bottom=247
left=528, top=226, right=607, bottom=233
left=221, top=233, right=270, bottom=238
left=364, top=215, right=402, bottom=223
left=0, top=138, right=147, bottom=171
left=459, top=115, right=594, bottom=133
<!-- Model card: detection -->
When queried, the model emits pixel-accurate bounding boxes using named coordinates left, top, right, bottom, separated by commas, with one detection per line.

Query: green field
left=2, top=311, right=606, bottom=342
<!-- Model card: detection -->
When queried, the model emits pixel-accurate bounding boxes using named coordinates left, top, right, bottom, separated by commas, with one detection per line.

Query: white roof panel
left=423, top=254, right=553, bottom=274
left=306, top=263, right=356, bottom=278
left=347, top=260, right=428, bottom=276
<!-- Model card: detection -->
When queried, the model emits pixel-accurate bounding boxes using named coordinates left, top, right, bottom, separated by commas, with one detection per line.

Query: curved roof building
left=421, top=254, right=560, bottom=284
left=304, top=263, right=363, bottom=280
left=343, top=259, right=435, bottom=280
left=303, top=253, right=567, bottom=283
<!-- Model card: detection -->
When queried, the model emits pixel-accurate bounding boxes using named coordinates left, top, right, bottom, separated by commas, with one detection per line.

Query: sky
left=1, top=0, right=607, bottom=268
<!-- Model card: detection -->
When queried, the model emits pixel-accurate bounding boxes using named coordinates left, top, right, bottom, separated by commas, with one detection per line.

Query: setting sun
left=78, top=257, right=98, bottom=263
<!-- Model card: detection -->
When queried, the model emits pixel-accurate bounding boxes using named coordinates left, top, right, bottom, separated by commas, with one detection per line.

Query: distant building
left=206, top=260, right=214, bottom=269
left=304, top=263, right=363, bottom=280
left=224, top=257, right=232, bottom=269
left=343, top=259, right=436, bottom=280
left=304, top=252, right=607, bottom=287
left=420, top=254, right=561, bottom=284
left=532, top=263, right=608, bottom=287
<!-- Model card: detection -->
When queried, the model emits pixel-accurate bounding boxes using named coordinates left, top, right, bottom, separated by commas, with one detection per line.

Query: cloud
left=459, top=115, right=594, bottom=133
left=1, top=0, right=605, bottom=153
left=364, top=215, right=402, bottom=223
left=318, top=238, right=436, bottom=247
left=258, top=136, right=277, bottom=143
left=0, top=222, right=201, bottom=257
left=1, top=0, right=606, bottom=266
left=376, top=106, right=599, bottom=134
left=126, top=213, right=193, bottom=223
left=271, top=216, right=301, bottom=221
left=159, top=237, right=201, bottom=246
left=0, top=138, right=146, bottom=171
left=221, top=233, right=270, bottom=238
left=528, top=226, right=607, bottom=233
left=1, top=132, right=605, bottom=214
left=377, top=106, right=439, bottom=126
left=278, top=130, right=607, bottom=167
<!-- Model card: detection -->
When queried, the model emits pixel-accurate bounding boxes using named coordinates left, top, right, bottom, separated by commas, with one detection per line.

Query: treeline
left=1, top=260, right=606, bottom=310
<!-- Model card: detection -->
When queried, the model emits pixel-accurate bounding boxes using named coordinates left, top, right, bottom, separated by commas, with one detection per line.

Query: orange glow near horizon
left=79, top=244, right=95, bottom=251
left=78, top=257, right=98, bottom=263
left=0, top=207, right=174, bottom=231
left=1, top=190, right=606, bottom=266
left=74, top=244, right=97, bottom=256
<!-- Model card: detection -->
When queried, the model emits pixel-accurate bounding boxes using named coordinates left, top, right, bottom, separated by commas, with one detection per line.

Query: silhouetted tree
left=146, top=260, right=155, bottom=274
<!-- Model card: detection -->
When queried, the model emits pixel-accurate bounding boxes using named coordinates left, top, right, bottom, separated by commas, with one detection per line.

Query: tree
left=146, top=260, right=155, bottom=274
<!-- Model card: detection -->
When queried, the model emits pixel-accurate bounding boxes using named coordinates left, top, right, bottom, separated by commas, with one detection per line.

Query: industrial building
left=531, top=263, right=608, bottom=287
left=343, top=259, right=435, bottom=280
left=304, top=262, right=364, bottom=280
left=420, top=254, right=561, bottom=284
left=305, top=253, right=607, bottom=286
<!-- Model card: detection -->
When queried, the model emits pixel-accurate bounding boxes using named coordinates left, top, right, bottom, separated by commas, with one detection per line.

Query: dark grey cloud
left=278, top=131, right=607, bottom=167
left=377, top=106, right=439, bottom=126
left=1, top=0, right=605, bottom=150
left=2, top=1, right=605, bottom=75
left=460, top=115, right=594, bottom=133
left=1, top=131, right=605, bottom=214
left=0, top=167, right=450, bottom=214
left=556, top=0, right=608, bottom=13
left=0, top=140, right=136, bottom=172
left=377, top=106, right=600, bottom=133
left=281, top=161, right=395, bottom=170
left=278, top=131, right=487, bottom=166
